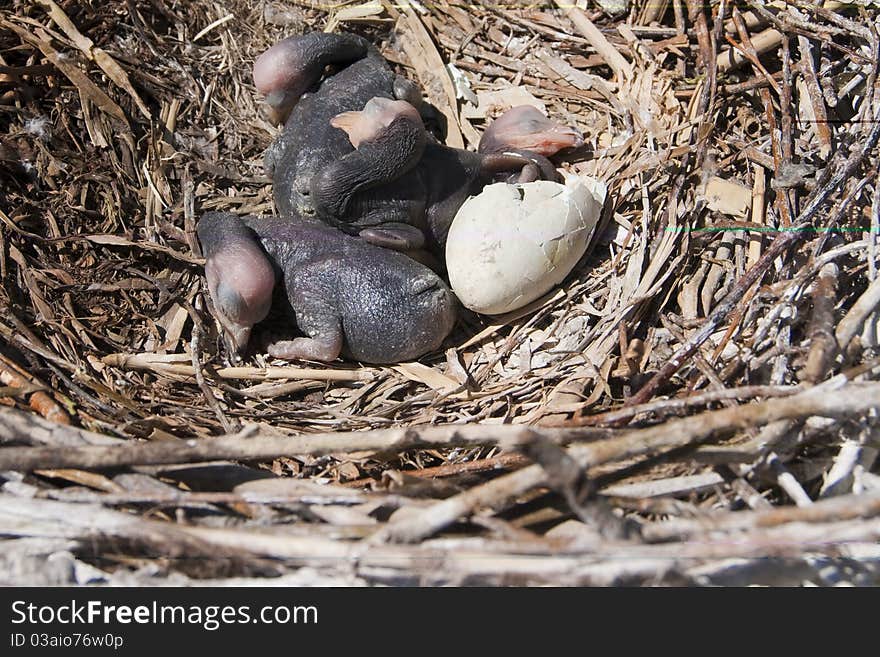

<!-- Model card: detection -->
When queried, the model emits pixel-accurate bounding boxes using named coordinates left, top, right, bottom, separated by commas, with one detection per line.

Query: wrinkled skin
left=256, top=32, right=583, bottom=253
left=197, top=212, right=456, bottom=364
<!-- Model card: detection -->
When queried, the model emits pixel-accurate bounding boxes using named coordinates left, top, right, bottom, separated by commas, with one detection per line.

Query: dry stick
left=780, top=37, right=796, bottom=211
left=687, top=0, right=719, bottom=174
left=190, top=321, right=236, bottom=433
left=575, top=384, right=799, bottom=426
left=721, top=4, right=767, bottom=36
left=836, top=273, right=880, bottom=349
left=578, top=0, right=718, bottom=417
left=638, top=0, right=669, bottom=26
left=706, top=166, right=767, bottom=366
left=733, top=10, right=792, bottom=227
left=791, top=1, right=869, bottom=41
left=722, top=35, right=781, bottom=94
left=220, top=379, right=322, bottom=400
left=121, top=269, right=235, bottom=432
left=621, top=232, right=797, bottom=408
left=750, top=1, right=871, bottom=64
left=0, top=353, right=69, bottom=425
left=724, top=474, right=773, bottom=510
left=672, top=0, right=686, bottom=77
left=693, top=413, right=800, bottom=466
left=738, top=145, right=776, bottom=170
left=377, top=382, right=880, bottom=543
left=102, top=353, right=375, bottom=382
left=578, top=0, right=718, bottom=420
left=752, top=0, right=860, bottom=50
left=692, top=326, right=810, bottom=506
left=802, top=263, right=839, bottom=383
left=718, top=67, right=791, bottom=96
left=819, top=438, right=863, bottom=498
left=658, top=315, right=724, bottom=395
left=796, top=33, right=833, bottom=158
left=643, top=487, right=880, bottom=543
left=0, top=497, right=631, bottom=585
left=552, top=0, right=632, bottom=80
left=686, top=0, right=713, bottom=71
left=661, top=317, right=799, bottom=509
left=0, top=407, right=612, bottom=472
left=746, top=166, right=766, bottom=268
left=872, top=180, right=880, bottom=283
left=41, top=488, right=388, bottom=508
left=478, top=1, right=590, bottom=47
left=0, top=316, right=78, bottom=373
left=766, top=450, right=814, bottom=506
left=341, top=452, right=530, bottom=489
left=6, top=494, right=880, bottom=584
left=625, top=108, right=880, bottom=408
left=717, top=27, right=783, bottom=73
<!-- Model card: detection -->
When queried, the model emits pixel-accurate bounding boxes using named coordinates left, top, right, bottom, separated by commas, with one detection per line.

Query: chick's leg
left=268, top=267, right=344, bottom=363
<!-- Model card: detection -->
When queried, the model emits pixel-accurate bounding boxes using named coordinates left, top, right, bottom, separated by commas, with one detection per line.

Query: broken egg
left=446, top=176, right=606, bottom=315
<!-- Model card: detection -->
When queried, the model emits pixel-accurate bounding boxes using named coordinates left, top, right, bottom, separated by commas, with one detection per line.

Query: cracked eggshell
left=446, top=177, right=606, bottom=315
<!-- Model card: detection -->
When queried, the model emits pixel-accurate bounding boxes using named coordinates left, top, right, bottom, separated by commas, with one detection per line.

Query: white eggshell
left=446, top=177, right=606, bottom=315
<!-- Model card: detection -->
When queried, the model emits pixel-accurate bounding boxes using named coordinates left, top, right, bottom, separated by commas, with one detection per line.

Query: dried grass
left=1, top=0, right=880, bottom=585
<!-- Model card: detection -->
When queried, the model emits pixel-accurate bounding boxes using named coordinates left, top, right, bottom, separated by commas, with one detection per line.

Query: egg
left=445, top=176, right=606, bottom=315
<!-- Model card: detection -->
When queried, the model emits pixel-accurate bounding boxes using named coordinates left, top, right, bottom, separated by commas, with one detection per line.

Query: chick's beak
left=265, top=90, right=297, bottom=127
left=221, top=322, right=252, bottom=358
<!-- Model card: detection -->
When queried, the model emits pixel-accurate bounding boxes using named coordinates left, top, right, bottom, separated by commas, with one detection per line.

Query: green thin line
left=664, top=227, right=878, bottom=233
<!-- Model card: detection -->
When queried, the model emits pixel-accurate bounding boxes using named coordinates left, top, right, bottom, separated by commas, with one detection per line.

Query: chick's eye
left=215, top=281, right=246, bottom=322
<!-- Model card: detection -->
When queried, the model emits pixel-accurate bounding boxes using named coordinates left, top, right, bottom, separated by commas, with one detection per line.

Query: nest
left=1, top=0, right=879, bottom=586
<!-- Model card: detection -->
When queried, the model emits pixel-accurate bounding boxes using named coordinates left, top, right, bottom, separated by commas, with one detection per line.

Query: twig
left=377, top=381, right=880, bottom=542
left=192, top=13, right=234, bottom=42
left=7, top=494, right=880, bottom=585
left=765, top=451, right=813, bottom=506
left=746, top=164, right=766, bottom=267
left=41, top=487, right=395, bottom=508
left=820, top=439, right=863, bottom=498
left=802, top=263, right=839, bottom=383
left=717, top=27, right=783, bottom=73
left=190, top=318, right=236, bottom=433
left=684, top=0, right=720, bottom=173
left=643, top=488, right=880, bottom=543
left=718, top=66, right=795, bottom=96
left=733, top=10, right=791, bottom=226
left=623, top=231, right=798, bottom=406
left=552, top=0, right=632, bottom=80
left=626, top=100, right=880, bottom=406
left=780, top=36, right=795, bottom=209
left=836, top=274, right=880, bottom=349
left=0, top=407, right=612, bottom=471
left=102, top=353, right=376, bottom=382
left=342, top=452, right=530, bottom=488
left=34, top=0, right=152, bottom=120
left=0, top=354, right=69, bottom=425
left=795, top=32, right=832, bottom=158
